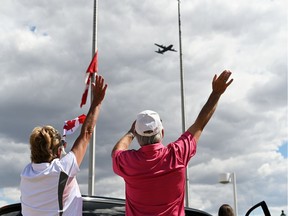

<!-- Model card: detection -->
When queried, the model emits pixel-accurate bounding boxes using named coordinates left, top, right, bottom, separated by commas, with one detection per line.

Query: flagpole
left=177, top=0, right=190, bottom=207
left=88, top=0, right=98, bottom=196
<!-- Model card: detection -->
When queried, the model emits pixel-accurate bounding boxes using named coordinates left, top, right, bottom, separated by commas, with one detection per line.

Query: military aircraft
left=154, top=43, right=177, bottom=54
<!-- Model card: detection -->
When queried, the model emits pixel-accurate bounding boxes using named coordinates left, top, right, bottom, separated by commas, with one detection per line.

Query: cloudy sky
left=0, top=0, right=287, bottom=215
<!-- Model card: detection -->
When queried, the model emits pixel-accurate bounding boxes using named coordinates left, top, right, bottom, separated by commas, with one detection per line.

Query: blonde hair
left=29, top=125, right=62, bottom=163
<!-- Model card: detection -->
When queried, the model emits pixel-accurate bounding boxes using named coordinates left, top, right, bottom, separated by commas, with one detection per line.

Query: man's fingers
left=226, top=78, right=233, bottom=86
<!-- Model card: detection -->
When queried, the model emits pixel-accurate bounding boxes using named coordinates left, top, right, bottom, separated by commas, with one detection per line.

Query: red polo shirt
left=112, top=131, right=197, bottom=216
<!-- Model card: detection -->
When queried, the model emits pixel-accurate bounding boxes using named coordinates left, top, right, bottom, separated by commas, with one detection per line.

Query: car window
left=83, top=200, right=125, bottom=216
left=0, top=203, right=22, bottom=216
left=0, top=213, right=21, bottom=216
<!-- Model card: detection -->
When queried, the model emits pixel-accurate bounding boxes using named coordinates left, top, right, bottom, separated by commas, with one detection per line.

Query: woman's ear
left=57, top=147, right=62, bottom=158
left=58, top=145, right=67, bottom=159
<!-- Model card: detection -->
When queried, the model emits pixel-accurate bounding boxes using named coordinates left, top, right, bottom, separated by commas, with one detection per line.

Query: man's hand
left=111, top=121, right=136, bottom=157
left=212, top=70, right=233, bottom=95
left=128, top=121, right=136, bottom=135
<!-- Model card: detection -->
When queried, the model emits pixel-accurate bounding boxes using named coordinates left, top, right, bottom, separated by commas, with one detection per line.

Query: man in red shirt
left=112, top=70, right=233, bottom=216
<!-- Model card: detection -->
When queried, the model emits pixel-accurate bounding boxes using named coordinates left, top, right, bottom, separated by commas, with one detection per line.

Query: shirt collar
left=32, top=162, right=50, bottom=172
left=140, top=143, right=165, bottom=152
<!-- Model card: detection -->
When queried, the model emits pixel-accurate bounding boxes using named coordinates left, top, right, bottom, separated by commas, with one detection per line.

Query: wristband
left=127, top=132, right=135, bottom=139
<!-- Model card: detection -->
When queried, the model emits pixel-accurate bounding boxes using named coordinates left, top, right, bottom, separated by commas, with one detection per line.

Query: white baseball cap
left=135, top=110, right=163, bottom=137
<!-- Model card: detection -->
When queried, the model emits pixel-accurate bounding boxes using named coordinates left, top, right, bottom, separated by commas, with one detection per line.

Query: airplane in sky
left=154, top=43, right=177, bottom=54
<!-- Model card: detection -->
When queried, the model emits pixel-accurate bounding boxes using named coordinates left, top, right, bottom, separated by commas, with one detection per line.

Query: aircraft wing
left=154, top=43, right=166, bottom=49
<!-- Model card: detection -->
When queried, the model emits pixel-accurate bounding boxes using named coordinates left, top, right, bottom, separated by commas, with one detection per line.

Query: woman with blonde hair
left=20, top=75, right=107, bottom=216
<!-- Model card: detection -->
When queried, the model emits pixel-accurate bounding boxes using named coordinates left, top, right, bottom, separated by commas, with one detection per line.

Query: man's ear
left=161, top=129, right=164, bottom=139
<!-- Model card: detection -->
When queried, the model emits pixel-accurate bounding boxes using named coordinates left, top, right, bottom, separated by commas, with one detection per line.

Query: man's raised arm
left=188, top=70, right=233, bottom=142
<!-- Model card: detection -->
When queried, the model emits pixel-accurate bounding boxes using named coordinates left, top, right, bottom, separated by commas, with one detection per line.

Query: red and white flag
left=80, top=51, right=98, bottom=108
left=63, top=114, right=86, bottom=138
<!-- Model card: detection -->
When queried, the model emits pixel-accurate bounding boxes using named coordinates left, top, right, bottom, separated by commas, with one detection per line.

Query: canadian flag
left=80, top=51, right=98, bottom=108
left=63, top=114, right=86, bottom=138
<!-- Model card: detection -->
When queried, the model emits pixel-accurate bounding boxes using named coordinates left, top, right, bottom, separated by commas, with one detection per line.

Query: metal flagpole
left=177, top=0, right=190, bottom=207
left=88, top=0, right=98, bottom=196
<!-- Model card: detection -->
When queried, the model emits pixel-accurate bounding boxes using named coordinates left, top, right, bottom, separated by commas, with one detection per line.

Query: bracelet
left=127, top=132, right=135, bottom=139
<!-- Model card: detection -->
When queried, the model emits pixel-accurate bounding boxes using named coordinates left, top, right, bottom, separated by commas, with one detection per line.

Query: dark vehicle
left=0, top=195, right=212, bottom=216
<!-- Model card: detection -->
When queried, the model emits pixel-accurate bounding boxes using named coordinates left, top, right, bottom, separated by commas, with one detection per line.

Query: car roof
left=83, top=195, right=213, bottom=216
left=0, top=195, right=212, bottom=216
